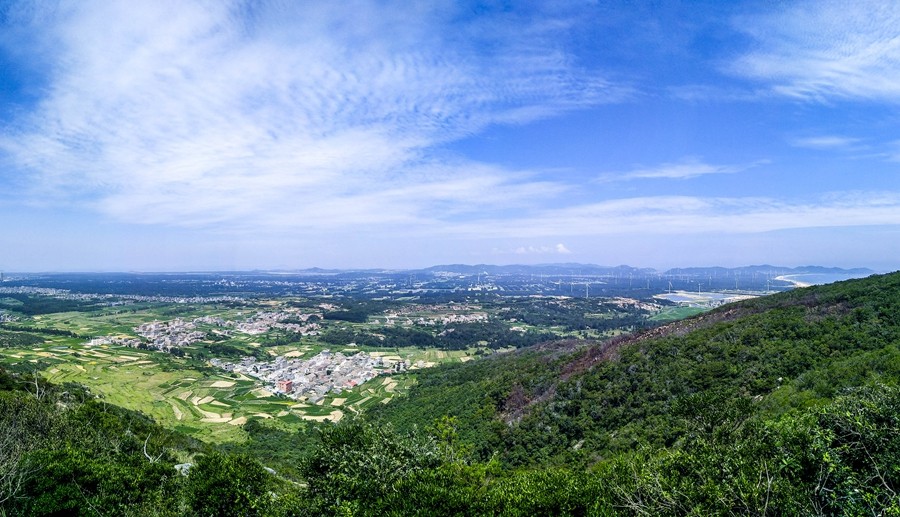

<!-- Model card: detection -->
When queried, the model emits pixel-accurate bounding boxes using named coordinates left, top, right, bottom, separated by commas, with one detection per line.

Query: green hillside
left=352, top=271, right=900, bottom=513
left=3, top=272, right=900, bottom=515
left=370, top=272, right=900, bottom=468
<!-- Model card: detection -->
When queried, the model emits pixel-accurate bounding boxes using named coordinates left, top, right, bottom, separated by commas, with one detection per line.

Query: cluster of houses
left=0, top=286, right=240, bottom=305
left=135, top=318, right=210, bottom=351
left=126, top=310, right=320, bottom=352
left=0, top=286, right=68, bottom=296
left=609, top=297, right=659, bottom=312
left=79, top=308, right=323, bottom=354
left=86, top=335, right=142, bottom=348
left=377, top=303, right=488, bottom=327
left=410, top=312, right=488, bottom=326
left=0, top=311, right=13, bottom=323
left=211, top=350, right=407, bottom=403
left=232, top=311, right=320, bottom=336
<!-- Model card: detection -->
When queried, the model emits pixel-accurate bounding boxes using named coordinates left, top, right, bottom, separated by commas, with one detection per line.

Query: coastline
left=774, top=275, right=812, bottom=288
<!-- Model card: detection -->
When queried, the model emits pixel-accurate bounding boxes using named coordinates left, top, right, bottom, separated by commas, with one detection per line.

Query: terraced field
left=0, top=325, right=476, bottom=442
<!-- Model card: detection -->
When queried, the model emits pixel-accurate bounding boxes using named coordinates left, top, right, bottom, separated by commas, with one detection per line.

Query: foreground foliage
left=300, top=385, right=900, bottom=515
left=3, top=376, right=898, bottom=515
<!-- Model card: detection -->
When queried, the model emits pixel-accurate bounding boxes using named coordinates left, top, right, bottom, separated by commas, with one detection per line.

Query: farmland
left=0, top=295, right=514, bottom=443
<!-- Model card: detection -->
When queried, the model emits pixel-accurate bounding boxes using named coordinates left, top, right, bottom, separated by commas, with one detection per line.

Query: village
left=391, top=311, right=488, bottom=326
left=231, top=310, right=321, bottom=336
left=0, top=285, right=242, bottom=305
left=125, top=311, right=321, bottom=352
left=373, top=302, right=489, bottom=327
left=77, top=308, right=406, bottom=403
left=210, top=350, right=408, bottom=403
left=85, top=308, right=432, bottom=403
left=134, top=317, right=210, bottom=350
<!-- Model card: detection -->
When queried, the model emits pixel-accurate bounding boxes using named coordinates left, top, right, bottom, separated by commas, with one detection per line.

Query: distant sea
left=780, top=272, right=872, bottom=286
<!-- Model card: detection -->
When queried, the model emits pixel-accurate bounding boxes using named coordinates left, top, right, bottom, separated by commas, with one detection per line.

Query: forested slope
left=313, top=271, right=900, bottom=515
left=372, top=271, right=900, bottom=467
left=0, top=369, right=302, bottom=516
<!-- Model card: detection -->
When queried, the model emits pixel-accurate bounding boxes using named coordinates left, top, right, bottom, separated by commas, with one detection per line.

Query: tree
left=184, top=452, right=271, bottom=517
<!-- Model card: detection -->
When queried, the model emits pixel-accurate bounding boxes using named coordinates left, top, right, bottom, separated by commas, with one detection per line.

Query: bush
left=183, top=452, right=272, bottom=517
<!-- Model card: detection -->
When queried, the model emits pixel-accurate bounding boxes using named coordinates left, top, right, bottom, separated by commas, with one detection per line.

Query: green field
left=649, top=306, right=707, bottom=322
left=29, top=304, right=246, bottom=336
left=0, top=324, right=476, bottom=443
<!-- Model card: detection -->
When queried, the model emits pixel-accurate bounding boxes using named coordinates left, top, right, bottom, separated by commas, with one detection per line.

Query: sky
left=1, top=0, right=899, bottom=272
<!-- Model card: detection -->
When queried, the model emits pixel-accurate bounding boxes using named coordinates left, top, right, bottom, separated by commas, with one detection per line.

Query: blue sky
left=1, top=0, right=899, bottom=272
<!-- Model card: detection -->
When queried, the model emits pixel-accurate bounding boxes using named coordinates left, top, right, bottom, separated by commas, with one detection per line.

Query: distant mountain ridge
left=663, top=264, right=875, bottom=276
left=419, top=263, right=876, bottom=277
left=420, top=263, right=655, bottom=276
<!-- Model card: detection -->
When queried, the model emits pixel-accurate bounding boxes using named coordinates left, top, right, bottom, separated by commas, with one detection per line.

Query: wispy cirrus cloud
left=0, top=1, right=624, bottom=232
left=731, top=0, right=900, bottom=102
left=599, top=158, right=768, bottom=182
left=446, top=191, right=900, bottom=239
left=667, top=84, right=763, bottom=103
left=790, top=136, right=864, bottom=150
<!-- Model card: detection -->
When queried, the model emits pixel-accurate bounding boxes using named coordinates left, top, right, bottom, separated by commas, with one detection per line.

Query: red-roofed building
left=276, top=379, right=293, bottom=393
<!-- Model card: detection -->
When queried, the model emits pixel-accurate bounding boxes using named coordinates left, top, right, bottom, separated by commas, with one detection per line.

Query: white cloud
left=667, top=84, right=762, bottom=103
left=447, top=191, right=900, bottom=238
left=0, top=1, right=623, bottom=232
left=600, top=158, right=767, bottom=181
left=731, top=1, right=900, bottom=102
left=790, top=136, right=863, bottom=150
left=508, top=243, right=572, bottom=255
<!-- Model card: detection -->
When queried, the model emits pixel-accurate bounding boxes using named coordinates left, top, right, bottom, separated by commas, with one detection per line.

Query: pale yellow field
left=210, top=380, right=235, bottom=388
